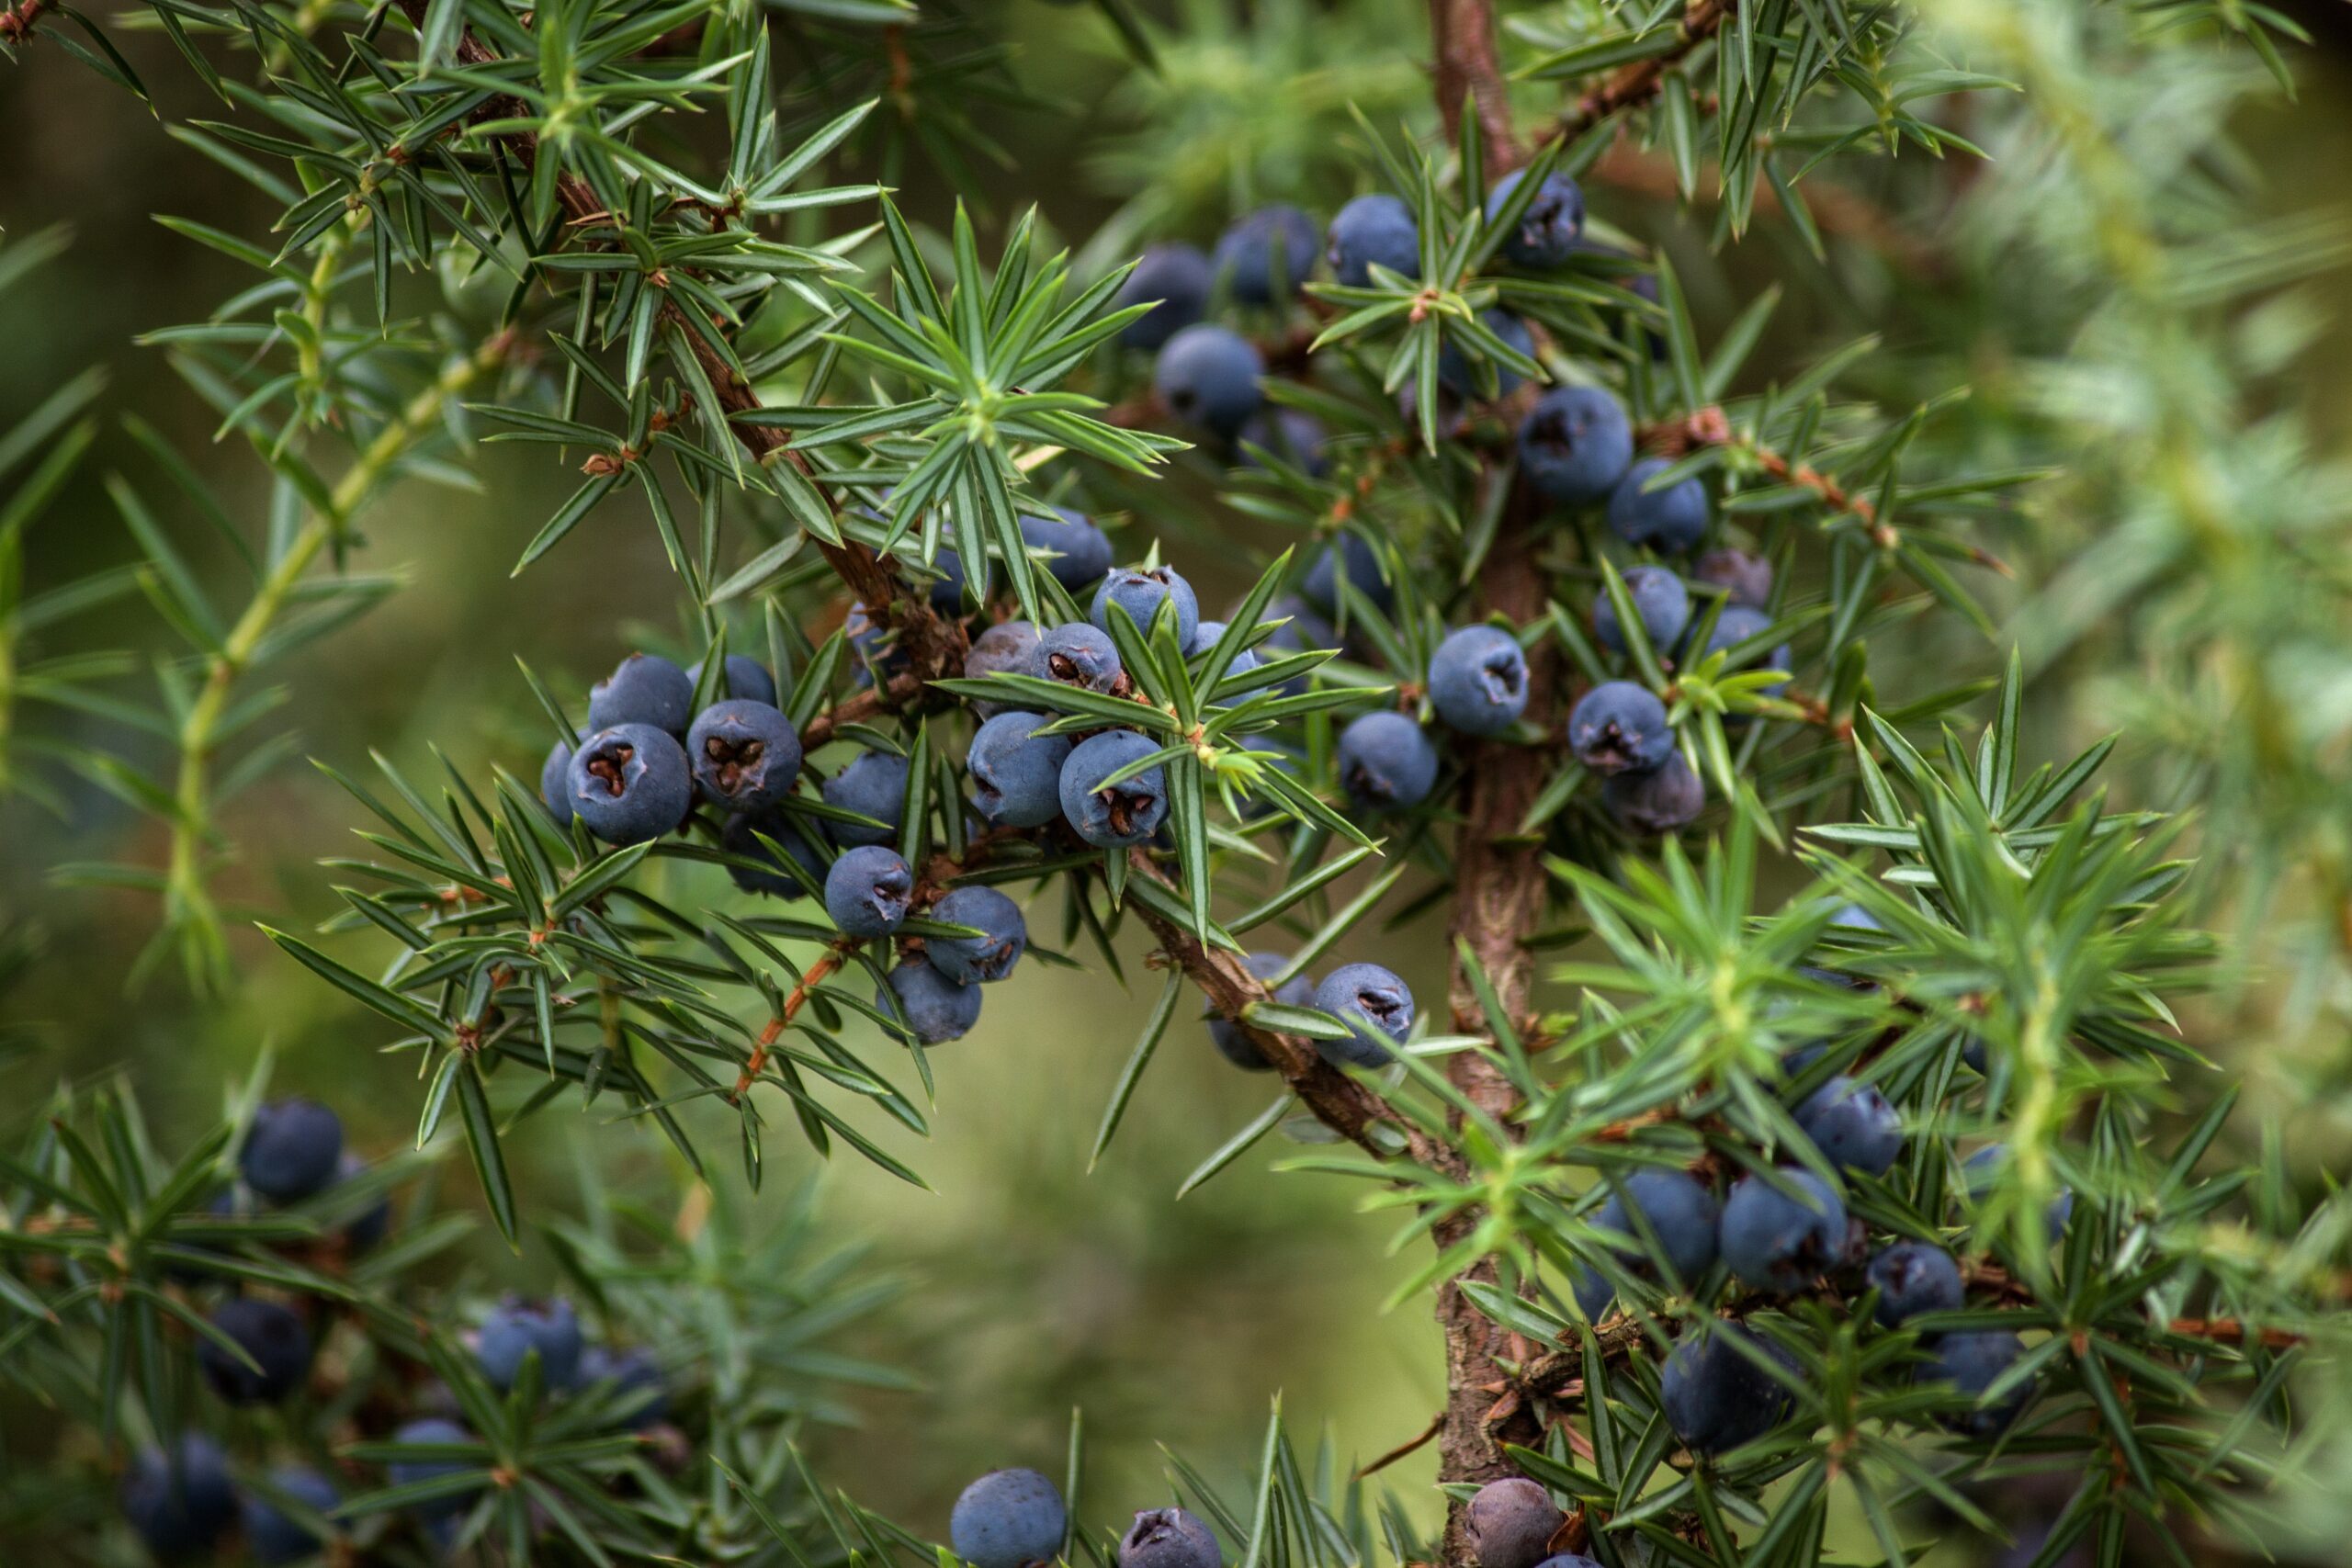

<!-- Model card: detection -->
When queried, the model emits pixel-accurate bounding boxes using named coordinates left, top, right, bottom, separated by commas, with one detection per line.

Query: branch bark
left=1430, top=0, right=1524, bottom=174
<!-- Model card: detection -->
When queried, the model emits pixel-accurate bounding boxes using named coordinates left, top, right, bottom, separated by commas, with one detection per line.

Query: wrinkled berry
left=198, top=1296, right=311, bottom=1404
left=386, top=1417, right=481, bottom=1523
left=1031, top=622, right=1124, bottom=694
left=1115, top=244, right=1212, bottom=350
left=1313, top=962, right=1413, bottom=1068
left=1025, top=509, right=1115, bottom=590
left=1487, top=168, right=1586, bottom=267
left=969, top=711, right=1075, bottom=829
left=478, top=1296, right=583, bottom=1393
left=1155, top=324, right=1264, bottom=438
left=1606, top=457, right=1709, bottom=554
left=1924, top=1331, right=2032, bottom=1437
left=823, top=751, right=910, bottom=846
left=1214, top=206, right=1318, bottom=303
left=1520, top=387, right=1633, bottom=506
left=928, top=886, right=1026, bottom=985
left=1060, top=730, right=1170, bottom=847
left=1326, top=193, right=1419, bottom=288
left=1866, top=1240, right=1964, bottom=1328
left=1566, top=681, right=1672, bottom=775
left=1719, top=1169, right=1848, bottom=1294
left=687, top=654, right=777, bottom=706
left=877, top=957, right=983, bottom=1045
left=1429, top=626, right=1530, bottom=738
left=1208, top=953, right=1313, bottom=1070
left=688, top=700, right=803, bottom=815
left=568, top=724, right=693, bottom=846
left=1601, top=754, right=1704, bottom=836
left=824, top=845, right=913, bottom=938
left=120, top=1435, right=237, bottom=1562
left=1464, top=1478, right=1565, bottom=1568
left=1093, top=565, right=1201, bottom=648
left=1659, top=1323, right=1795, bottom=1456
left=1302, top=533, right=1392, bottom=615
left=1120, top=1506, right=1221, bottom=1568
left=240, top=1099, right=344, bottom=1203
left=1694, top=547, right=1773, bottom=609
left=1795, top=1075, right=1904, bottom=1176
left=588, top=652, right=694, bottom=736
left=1593, top=565, right=1690, bottom=657
left=1337, top=711, right=1439, bottom=813
left=242, top=1466, right=339, bottom=1565
left=1570, top=1168, right=1722, bottom=1318
left=723, top=810, right=828, bottom=898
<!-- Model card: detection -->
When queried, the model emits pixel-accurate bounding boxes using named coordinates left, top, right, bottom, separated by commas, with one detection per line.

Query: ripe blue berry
left=540, top=740, right=573, bottom=827
left=1337, top=711, right=1439, bottom=813
left=687, top=654, right=778, bottom=706
left=951, top=1468, right=1068, bottom=1568
left=1437, top=310, right=1536, bottom=399
left=588, top=652, right=694, bottom=736
left=1529, top=1557, right=1605, bottom=1568
left=1795, top=1075, right=1904, bottom=1175
left=240, top=1099, right=343, bottom=1202
left=928, top=886, right=1027, bottom=985
left=242, top=1466, right=339, bottom=1565
left=120, top=1435, right=237, bottom=1562
left=1060, top=730, right=1169, bottom=847
left=1120, top=1507, right=1222, bottom=1568
left=1719, top=1169, right=1848, bottom=1294
left=198, top=1296, right=311, bottom=1404
left=1866, top=1240, right=1964, bottom=1327
left=1658, top=1323, right=1795, bottom=1456
left=580, top=1344, right=668, bottom=1430
left=1429, top=626, right=1530, bottom=738
left=1236, top=407, right=1329, bottom=475
left=969, top=711, right=1075, bottom=829
left=824, top=845, right=913, bottom=938
left=1209, top=953, right=1312, bottom=1070
left=568, top=724, right=693, bottom=845
left=1570, top=1168, right=1721, bottom=1318
left=823, top=750, right=910, bottom=846
left=1593, top=565, right=1690, bottom=656
left=478, top=1295, right=584, bottom=1393
left=1312, top=963, right=1413, bottom=1068
left=1326, top=193, right=1419, bottom=288
left=1963, top=1145, right=2075, bottom=1241
left=1092, top=564, right=1201, bottom=647
left=1302, top=533, right=1393, bottom=615
left=1024, top=508, right=1114, bottom=590
left=1566, top=681, right=1672, bottom=774
left=688, top=700, right=803, bottom=815
left=1031, top=622, right=1123, bottom=694
left=1601, top=754, right=1704, bottom=836
left=1606, top=457, right=1709, bottom=554
left=722, top=810, right=827, bottom=898
left=1214, top=205, right=1318, bottom=303
left=967, top=621, right=1042, bottom=717
left=1463, top=1478, right=1565, bottom=1568
left=877, top=957, right=982, bottom=1044
left=1115, top=243, right=1212, bottom=350
left=1155, top=324, right=1264, bottom=438
left=1695, top=547, right=1772, bottom=609
left=1520, top=387, right=1634, bottom=506
left=1924, top=1331, right=2032, bottom=1437
left=1486, top=169, right=1586, bottom=267
left=1687, top=604, right=1791, bottom=673
left=386, top=1417, right=481, bottom=1522
left=1261, top=595, right=1335, bottom=696
left=1187, top=622, right=1261, bottom=680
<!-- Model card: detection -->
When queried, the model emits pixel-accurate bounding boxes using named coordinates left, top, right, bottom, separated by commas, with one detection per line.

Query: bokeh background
left=5, top=0, right=2351, bottom=1562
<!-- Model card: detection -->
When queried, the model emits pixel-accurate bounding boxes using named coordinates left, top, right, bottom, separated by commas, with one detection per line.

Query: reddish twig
left=1353, top=1410, right=1447, bottom=1480
left=0, top=0, right=52, bottom=45
left=1545, top=0, right=1736, bottom=148
left=731, top=942, right=853, bottom=1101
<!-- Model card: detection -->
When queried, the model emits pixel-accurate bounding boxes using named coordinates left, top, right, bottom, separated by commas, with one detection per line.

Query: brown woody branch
left=1430, top=0, right=1524, bottom=174
left=1546, top=0, right=1736, bottom=148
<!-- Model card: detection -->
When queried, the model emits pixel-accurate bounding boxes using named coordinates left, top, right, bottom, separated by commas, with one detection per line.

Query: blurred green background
left=4, top=1, right=2351, bottom=1562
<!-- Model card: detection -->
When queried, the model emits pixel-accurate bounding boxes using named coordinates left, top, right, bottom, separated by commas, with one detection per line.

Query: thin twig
left=1545, top=0, right=1736, bottom=148
left=0, top=0, right=52, bottom=45
left=1353, top=1410, right=1447, bottom=1479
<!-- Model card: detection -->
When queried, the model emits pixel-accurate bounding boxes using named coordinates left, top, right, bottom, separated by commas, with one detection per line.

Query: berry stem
left=0, top=0, right=52, bottom=45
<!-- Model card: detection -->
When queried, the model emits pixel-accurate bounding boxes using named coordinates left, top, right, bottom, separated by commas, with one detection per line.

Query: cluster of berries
left=949, top=1469, right=1220, bottom=1568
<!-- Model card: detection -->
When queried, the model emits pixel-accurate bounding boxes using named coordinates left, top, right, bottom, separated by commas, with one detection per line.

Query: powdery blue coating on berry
left=1326, top=193, right=1419, bottom=288
left=198, top=1296, right=311, bottom=1404
left=1302, top=533, right=1393, bottom=615
left=1593, top=565, right=1690, bottom=657
left=1213, top=206, right=1319, bottom=303
left=1487, top=169, right=1587, bottom=267
left=1926, top=1331, right=2033, bottom=1437
left=687, top=700, right=803, bottom=814
left=386, top=1418, right=481, bottom=1523
left=240, top=1099, right=344, bottom=1202
left=929, top=886, right=1027, bottom=985
left=1520, top=386, right=1634, bottom=506
left=1570, top=1168, right=1722, bottom=1318
left=969, top=712, right=1075, bottom=829
left=1606, top=457, right=1710, bottom=553
left=580, top=1344, right=669, bottom=1430
left=1601, top=754, right=1704, bottom=836
left=1695, top=548, right=1773, bottom=609
left=688, top=654, right=778, bottom=706
left=1313, top=962, right=1414, bottom=1068
left=1025, top=509, right=1115, bottom=589
left=1115, top=243, right=1213, bottom=350
left=1337, top=711, right=1440, bottom=813
left=1566, top=681, right=1672, bottom=774
left=1119, top=1506, right=1223, bottom=1568
left=1429, top=626, right=1530, bottom=738
left=1092, top=566, right=1201, bottom=648
left=1719, top=1169, right=1849, bottom=1294
left=1658, top=1325, right=1795, bottom=1456
left=569, top=724, right=693, bottom=846
left=478, top=1296, right=584, bottom=1393
left=1795, top=1074, right=1904, bottom=1175
left=823, top=751, right=910, bottom=846
left=1528, top=1557, right=1605, bottom=1568
left=1463, top=1478, right=1565, bottom=1568
left=1155, top=324, right=1264, bottom=437
left=1060, top=730, right=1170, bottom=847
left=1688, top=604, right=1791, bottom=673
left=952, top=1469, right=1068, bottom=1568
left=1437, top=310, right=1536, bottom=399
left=588, top=652, right=695, bottom=736
left=878, top=958, right=982, bottom=1045
left=541, top=741, right=574, bottom=826
left=824, top=845, right=914, bottom=938
left=1208, top=953, right=1313, bottom=1070
left=723, top=811, right=827, bottom=898
left=1236, top=407, right=1329, bottom=476
left=1866, top=1240, right=1964, bottom=1327
left=1031, top=622, right=1123, bottom=694
left=242, top=1466, right=339, bottom=1565
left=965, top=621, right=1042, bottom=717
left=120, top=1435, right=238, bottom=1562
left=1186, top=622, right=1262, bottom=682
